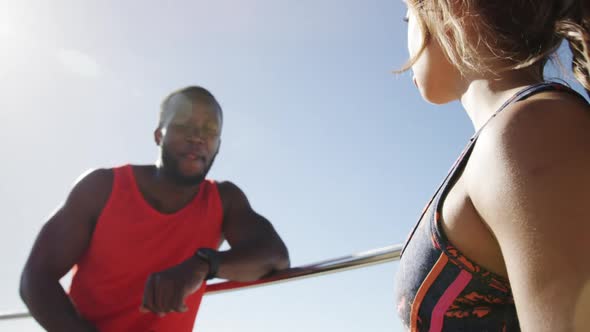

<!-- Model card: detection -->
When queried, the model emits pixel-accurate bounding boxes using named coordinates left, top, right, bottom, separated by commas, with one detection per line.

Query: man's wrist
left=195, top=248, right=220, bottom=280
left=185, top=253, right=210, bottom=276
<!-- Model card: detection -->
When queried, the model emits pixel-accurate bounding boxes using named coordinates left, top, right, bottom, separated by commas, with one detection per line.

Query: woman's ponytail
left=556, top=0, right=590, bottom=98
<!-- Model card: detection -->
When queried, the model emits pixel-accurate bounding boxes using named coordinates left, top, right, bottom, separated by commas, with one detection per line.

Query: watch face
left=198, top=248, right=214, bottom=260
left=197, top=248, right=219, bottom=266
left=197, top=248, right=218, bottom=280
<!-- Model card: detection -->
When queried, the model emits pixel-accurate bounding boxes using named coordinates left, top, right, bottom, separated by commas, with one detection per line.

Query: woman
left=394, top=1, right=590, bottom=331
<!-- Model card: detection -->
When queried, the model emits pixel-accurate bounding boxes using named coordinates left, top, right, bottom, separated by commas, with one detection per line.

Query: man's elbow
left=274, top=259, right=290, bottom=272
left=275, top=245, right=290, bottom=270
left=19, top=268, right=35, bottom=306
left=249, top=243, right=290, bottom=279
left=19, top=266, right=53, bottom=306
left=266, top=241, right=290, bottom=272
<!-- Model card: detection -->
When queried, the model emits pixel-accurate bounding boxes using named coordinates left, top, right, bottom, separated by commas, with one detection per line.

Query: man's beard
left=159, top=148, right=216, bottom=187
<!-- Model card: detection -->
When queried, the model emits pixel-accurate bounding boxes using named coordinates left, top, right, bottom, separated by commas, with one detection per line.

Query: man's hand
left=140, top=256, right=209, bottom=316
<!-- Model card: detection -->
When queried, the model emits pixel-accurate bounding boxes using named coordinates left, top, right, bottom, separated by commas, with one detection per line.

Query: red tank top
left=69, top=165, right=223, bottom=332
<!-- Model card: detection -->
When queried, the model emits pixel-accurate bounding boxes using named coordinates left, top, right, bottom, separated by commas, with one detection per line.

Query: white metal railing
left=0, top=244, right=402, bottom=321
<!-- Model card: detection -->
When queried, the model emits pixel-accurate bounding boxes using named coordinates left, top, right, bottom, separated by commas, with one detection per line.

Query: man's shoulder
left=212, top=180, right=241, bottom=197
left=70, top=168, right=115, bottom=203
left=211, top=180, right=250, bottom=214
left=76, top=168, right=114, bottom=186
left=58, top=168, right=116, bottom=222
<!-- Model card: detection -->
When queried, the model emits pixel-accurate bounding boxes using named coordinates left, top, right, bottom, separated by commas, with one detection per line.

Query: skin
left=19, top=93, right=290, bottom=331
left=406, top=5, right=590, bottom=331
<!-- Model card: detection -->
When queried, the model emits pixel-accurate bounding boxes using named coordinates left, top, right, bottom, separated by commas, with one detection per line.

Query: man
left=20, top=86, right=290, bottom=332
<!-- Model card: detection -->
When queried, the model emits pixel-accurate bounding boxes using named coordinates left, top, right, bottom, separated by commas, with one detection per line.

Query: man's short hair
left=159, top=86, right=223, bottom=127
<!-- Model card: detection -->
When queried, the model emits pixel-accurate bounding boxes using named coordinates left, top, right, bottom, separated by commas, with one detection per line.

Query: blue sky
left=1, top=1, right=586, bottom=331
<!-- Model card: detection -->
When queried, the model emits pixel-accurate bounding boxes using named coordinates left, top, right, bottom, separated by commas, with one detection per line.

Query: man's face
left=155, top=95, right=222, bottom=186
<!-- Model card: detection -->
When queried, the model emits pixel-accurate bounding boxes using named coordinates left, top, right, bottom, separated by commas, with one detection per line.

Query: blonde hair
left=402, top=0, right=590, bottom=97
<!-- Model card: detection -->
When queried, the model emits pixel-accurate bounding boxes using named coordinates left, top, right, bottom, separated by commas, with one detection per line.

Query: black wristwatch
left=196, top=248, right=220, bottom=280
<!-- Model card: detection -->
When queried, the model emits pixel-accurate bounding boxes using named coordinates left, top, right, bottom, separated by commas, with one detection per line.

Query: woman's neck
left=460, top=70, right=543, bottom=130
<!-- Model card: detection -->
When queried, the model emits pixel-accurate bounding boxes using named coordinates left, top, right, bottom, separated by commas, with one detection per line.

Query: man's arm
left=139, top=180, right=290, bottom=315
left=20, top=169, right=112, bottom=332
left=215, top=181, right=290, bottom=281
left=470, top=99, right=590, bottom=331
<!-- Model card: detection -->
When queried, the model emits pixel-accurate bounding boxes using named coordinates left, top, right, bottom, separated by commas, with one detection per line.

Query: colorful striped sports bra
left=394, top=82, right=588, bottom=331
